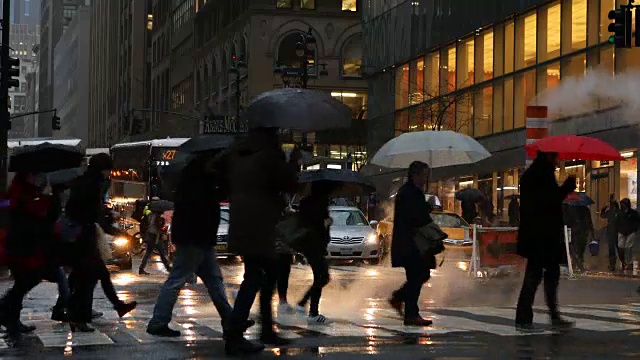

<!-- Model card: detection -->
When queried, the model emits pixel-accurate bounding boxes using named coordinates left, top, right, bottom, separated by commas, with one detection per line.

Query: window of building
left=416, top=58, right=424, bottom=101
left=331, top=91, right=367, bottom=119
left=537, top=61, right=561, bottom=95
left=504, top=77, right=514, bottom=130
left=442, top=45, right=456, bottom=93
left=516, top=11, right=537, bottom=70
left=395, top=64, right=409, bottom=109
left=277, top=0, right=293, bottom=8
left=424, top=52, right=439, bottom=98
left=595, top=46, right=616, bottom=109
left=504, top=20, right=515, bottom=74
left=301, top=0, right=315, bottom=9
left=457, top=37, right=474, bottom=88
left=342, top=34, right=362, bottom=77
left=277, top=31, right=317, bottom=75
left=342, top=0, right=357, bottom=11
left=474, top=86, right=493, bottom=137
left=571, top=0, right=587, bottom=51
left=539, top=2, right=561, bottom=62
left=514, top=69, right=536, bottom=128
left=493, top=80, right=504, bottom=132
left=455, top=90, right=473, bottom=135
left=562, top=52, right=586, bottom=79
left=395, top=110, right=409, bottom=136
left=479, top=30, right=493, bottom=82
left=494, top=24, right=505, bottom=77
left=409, top=59, right=420, bottom=105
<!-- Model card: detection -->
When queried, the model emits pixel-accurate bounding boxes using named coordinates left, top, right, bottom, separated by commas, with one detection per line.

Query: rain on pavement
left=1, top=255, right=640, bottom=359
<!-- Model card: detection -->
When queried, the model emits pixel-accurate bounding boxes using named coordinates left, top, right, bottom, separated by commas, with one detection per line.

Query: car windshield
left=330, top=209, right=368, bottom=226
left=432, top=213, right=468, bottom=228
left=220, top=209, right=230, bottom=224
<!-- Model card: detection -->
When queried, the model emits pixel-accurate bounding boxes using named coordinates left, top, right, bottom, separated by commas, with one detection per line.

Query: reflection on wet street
left=2, top=258, right=640, bottom=359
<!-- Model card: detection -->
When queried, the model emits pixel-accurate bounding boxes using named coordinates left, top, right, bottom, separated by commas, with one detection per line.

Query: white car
left=326, top=206, right=382, bottom=263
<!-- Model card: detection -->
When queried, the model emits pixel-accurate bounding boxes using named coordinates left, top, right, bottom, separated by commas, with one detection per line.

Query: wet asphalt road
left=1, top=256, right=640, bottom=359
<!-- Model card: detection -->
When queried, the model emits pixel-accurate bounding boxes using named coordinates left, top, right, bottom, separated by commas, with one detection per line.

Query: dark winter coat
left=65, top=169, right=107, bottom=226
left=297, top=194, right=330, bottom=256
left=517, top=154, right=574, bottom=263
left=615, top=208, right=640, bottom=236
left=171, top=156, right=225, bottom=248
left=508, top=198, right=520, bottom=227
left=225, top=131, right=298, bottom=260
left=391, top=181, right=435, bottom=269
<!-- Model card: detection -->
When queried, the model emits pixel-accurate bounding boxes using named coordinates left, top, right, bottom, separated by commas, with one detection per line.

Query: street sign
left=201, top=115, right=247, bottom=134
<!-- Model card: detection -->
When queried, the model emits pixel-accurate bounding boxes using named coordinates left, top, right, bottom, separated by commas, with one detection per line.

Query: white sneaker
left=278, top=302, right=295, bottom=315
left=307, top=314, right=331, bottom=325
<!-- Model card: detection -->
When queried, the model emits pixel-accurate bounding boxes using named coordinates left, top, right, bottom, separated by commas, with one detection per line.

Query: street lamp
left=228, top=55, right=247, bottom=122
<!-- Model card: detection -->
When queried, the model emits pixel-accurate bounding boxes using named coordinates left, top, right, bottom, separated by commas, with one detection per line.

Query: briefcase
left=413, top=222, right=447, bottom=257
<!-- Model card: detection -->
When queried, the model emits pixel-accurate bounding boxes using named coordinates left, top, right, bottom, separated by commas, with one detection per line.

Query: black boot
left=51, top=306, right=67, bottom=322
left=225, top=335, right=265, bottom=356
left=115, top=301, right=137, bottom=318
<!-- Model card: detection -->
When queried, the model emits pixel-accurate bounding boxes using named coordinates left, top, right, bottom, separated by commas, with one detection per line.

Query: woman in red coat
left=0, top=171, right=58, bottom=338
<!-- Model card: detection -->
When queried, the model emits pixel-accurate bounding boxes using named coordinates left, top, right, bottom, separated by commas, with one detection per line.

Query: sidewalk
left=578, top=242, right=640, bottom=279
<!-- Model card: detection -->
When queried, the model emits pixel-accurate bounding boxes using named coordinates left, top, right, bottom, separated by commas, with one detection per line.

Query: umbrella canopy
left=47, top=167, right=84, bottom=186
left=564, top=192, right=594, bottom=207
left=9, top=142, right=84, bottom=173
left=298, top=169, right=375, bottom=196
left=371, top=130, right=491, bottom=169
left=244, top=88, right=352, bottom=131
left=149, top=199, right=174, bottom=213
left=526, top=135, right=623, bottom=161
left=455, top=188, right=484, bottom=202
left=178, top=134, right=234, bottom=154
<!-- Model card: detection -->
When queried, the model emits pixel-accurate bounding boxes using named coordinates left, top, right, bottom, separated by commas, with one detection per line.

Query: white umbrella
left=371, top=130, right=491, bottom=168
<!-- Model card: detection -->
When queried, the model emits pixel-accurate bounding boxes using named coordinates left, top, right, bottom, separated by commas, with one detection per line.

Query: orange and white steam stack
left=525, top=105, right=549, bottom=168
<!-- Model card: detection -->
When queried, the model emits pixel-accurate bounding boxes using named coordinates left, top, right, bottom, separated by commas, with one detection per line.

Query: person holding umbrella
left=515, top=151, right=575, bottom=332
left=139, top=197, right=172, bottom=275
left=455, top=188, right=482, bottom=225
left=223, top=127, right=300, bottom=354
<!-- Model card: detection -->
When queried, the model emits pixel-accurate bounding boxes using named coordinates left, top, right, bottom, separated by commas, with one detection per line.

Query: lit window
left=571, top=0, right=587, bottom=51
left=342, top=0, right=357, bottom=11
left=301, top=0, right=315, bottom=10
left=277, top=0, right=292, bottom=8
left=342, top=34, right=362, bottom=77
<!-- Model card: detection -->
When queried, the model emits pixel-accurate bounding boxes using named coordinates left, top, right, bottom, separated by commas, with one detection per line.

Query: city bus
left=109, top=138, right=189, bottom=201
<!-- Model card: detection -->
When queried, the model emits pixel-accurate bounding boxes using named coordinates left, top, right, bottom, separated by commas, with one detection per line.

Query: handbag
left=413, top=222, right=447, bottom=257
left=275, top=213, right=311, bottom=249
left=588, top=238, right=599, bottom=257
left=55, top=214, right=82, bottom=243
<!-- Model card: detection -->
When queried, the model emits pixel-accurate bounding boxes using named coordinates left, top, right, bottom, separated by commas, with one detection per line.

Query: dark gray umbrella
left=455, top=188, right=484, bottom=202
left=244, top=88, right=352, bottom=131
left=178, top=134, right=234, bottom=154
left=9, top=143, right=84, bottom=173
left=298, top=169, right=375, bottom=196
left=149, top=199, right=174, bottom=213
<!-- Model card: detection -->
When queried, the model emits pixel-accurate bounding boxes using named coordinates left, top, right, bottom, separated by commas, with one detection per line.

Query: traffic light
left=6, top=56, right=20, bottom=89
left=608, top=7, right=632, bottom=48
left=52, top=112, right=61, bottom=130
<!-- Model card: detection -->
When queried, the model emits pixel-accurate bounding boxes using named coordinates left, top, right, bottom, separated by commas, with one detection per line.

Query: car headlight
left=366, top=233, right=378, bottom=245
left=113, top=237, right=129, bottom=247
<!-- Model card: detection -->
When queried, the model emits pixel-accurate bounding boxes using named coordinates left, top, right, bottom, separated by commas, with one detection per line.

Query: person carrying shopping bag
left=615, top=198, right=639, bottom=271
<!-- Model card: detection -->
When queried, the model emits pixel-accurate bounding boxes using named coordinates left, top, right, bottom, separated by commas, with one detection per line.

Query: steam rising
left=534, top=70, right=640, bottom=121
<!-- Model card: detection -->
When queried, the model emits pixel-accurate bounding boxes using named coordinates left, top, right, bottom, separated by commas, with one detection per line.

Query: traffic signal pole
left=0, top=0, right=11, bottom=191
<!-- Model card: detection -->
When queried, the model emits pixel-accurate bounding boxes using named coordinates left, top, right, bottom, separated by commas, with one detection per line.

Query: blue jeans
left=148, top=244, right=232, bottom=329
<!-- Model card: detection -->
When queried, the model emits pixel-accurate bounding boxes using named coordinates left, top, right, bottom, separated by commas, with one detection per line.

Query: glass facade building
left=364, top=0, right=640, bottom=222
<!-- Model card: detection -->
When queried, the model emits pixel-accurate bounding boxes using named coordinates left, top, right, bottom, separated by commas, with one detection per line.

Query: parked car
left=326, top=206, right=382, bottom=264
left=104, top=232, right=134, bottom=270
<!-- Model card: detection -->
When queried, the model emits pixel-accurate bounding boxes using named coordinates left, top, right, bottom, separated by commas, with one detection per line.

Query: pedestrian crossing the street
left=3, top=303, right=640, bottom=349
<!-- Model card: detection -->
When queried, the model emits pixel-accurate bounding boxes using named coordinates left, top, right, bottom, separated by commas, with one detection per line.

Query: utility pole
left=0, top=0, right=11, bottom=191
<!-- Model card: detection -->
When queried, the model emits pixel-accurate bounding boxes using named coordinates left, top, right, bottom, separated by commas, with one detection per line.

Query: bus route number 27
left=162, top=150, right=177, bottom=161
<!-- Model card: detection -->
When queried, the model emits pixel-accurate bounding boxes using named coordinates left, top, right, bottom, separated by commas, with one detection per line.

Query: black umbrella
left=47, top=167, right=84, bottom=186
left=454, top=188, right=484, bottom=202
left=244, top=88, right=352, bottom=131
left=149, top=199, right=174, bottom=213
left=9, top=143, right=84, bottom=173
left=298, top=169, right=375, bottom=196
left=178, top=134, right=234, bottom=154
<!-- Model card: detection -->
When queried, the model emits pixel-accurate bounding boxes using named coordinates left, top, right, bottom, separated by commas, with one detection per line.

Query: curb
left=579, top=271, right=640, bottom=279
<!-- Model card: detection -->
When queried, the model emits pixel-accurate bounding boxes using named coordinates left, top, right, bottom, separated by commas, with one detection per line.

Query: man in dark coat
left=388, top=161, right=434, bottom=326
left=223, top=128, right=299, bottom=355
left=147, top=152, right=253, bottom=340
left=515, top=151, right=575, bottom=331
